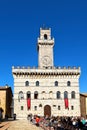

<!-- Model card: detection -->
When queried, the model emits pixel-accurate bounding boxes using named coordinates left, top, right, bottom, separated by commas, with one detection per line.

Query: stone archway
left=44, top=105, right=51, bottom=117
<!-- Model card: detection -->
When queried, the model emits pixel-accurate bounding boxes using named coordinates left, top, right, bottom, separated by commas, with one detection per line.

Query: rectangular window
left=21, top=106, right=24, bottom=110
left=34, top=106, right=37, bottom=110
left=58, top=106, right=60, bottom=110
left=53, top=105, right=56, bottom=107
left=71, top=106, right=74, bottom=110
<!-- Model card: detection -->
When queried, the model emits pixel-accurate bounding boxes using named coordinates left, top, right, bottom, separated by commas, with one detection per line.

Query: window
left=34, top=106, right=37, bottom=110
left=55, top=81, right=58, bottom=86
left=71, top=91, right=75, bottom=99
left=71, top=106, right=74, bottom=110
left=21, top=106, right=24, bottom=110
left=36, top=81, right=39, bottom=86
left=67, top=81, right=71, bottom=86
left=58, top=106, right=60, bottom=110
left=44, top=34, right=47, bottom=39
left=34, top=91, right=38, bottom=99
left=42, top=91, right=46, bottom=99
left=25, top=81, right=29, bottom=86
left=49, top=91, right=53, bottom=99
left=27, top=91, right=31, bottom=99
left=53, top=105, right=56, bottom=107
left=39, top=104, right=42, bottom=107
left=18, top=91, right=24, bottom=100
left=57, top=91, right=61, bottom=99
left=64, top=91, right=68, bottom=98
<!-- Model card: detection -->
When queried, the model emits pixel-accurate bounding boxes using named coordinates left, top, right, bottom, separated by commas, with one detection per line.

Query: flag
left=27, top=98, right=31, bottom=109
left=64, top=98, right=69, bottom=109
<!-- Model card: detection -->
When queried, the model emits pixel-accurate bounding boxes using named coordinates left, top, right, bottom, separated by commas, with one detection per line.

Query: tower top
left=41, top=24, right=50, bottom=30
left=38, top=27, right=53, bottom=41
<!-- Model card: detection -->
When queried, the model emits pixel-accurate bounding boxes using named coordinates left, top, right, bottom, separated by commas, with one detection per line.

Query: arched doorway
left=44, top=105, right=51, bottom=117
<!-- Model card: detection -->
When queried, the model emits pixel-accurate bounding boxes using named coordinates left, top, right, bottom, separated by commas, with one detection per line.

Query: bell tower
left=37, top=27, right=54, bottom=68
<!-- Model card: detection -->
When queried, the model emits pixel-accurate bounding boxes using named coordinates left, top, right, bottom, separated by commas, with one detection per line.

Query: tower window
left=25, top=81, right=29, bottom=86
left=67, top=81, right=71, bottom=86
left=44, top=34, right=47, bottom=39
left=36, top=81, right=39, bottom=86
left=55, top=81, right=58, bottom=86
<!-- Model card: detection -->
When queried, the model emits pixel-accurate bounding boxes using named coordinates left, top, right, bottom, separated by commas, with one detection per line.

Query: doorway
left=44, top=105, right=51, bottom=117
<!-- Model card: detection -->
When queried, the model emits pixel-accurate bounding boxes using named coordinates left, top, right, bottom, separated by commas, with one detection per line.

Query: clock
left=42, top=56, right=51, bottom=65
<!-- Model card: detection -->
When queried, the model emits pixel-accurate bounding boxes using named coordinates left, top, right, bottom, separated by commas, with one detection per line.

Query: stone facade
left=0, top=85, right=13, bottom=118
left=12, top=27, right=81, bottom=119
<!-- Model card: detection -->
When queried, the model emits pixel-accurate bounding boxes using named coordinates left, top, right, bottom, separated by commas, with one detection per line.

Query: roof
left=0, top=86, right=9, bottom=90
left=80, top=93, right=87, bottom=97
left=0, top=86, right=13, bottom=96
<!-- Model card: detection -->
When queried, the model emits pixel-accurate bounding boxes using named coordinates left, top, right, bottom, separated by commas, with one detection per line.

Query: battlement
left=12, top=66, right=81, bottom=78
left=12, top=66, right=80, bottom=70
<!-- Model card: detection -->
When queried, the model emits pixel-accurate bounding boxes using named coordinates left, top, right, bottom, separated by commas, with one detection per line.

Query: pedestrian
left=36, top=116, right=40, bottom=126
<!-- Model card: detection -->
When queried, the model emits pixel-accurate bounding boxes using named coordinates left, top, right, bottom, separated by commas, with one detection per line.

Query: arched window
left=49, top=91, right=53, bottom=99
left=34, top=91, right=38, bottom=99
left=42, top=91, right=46, bottom=99
left=64, top=91, right=68, bottom=99
left=57, top=91, right=61, bottom=99
left=27, top=91, right=31, bottom=99
left=44, top=34, right=47, bottom=39
left=71, top=91, right=75, bottom=99
left=25, top=81, right=29, bottom=86
left=67, top=81, right=71, bottom=86
left=55, top=81, right=58, bottom=86
left=18, top=91, right=24, bottom=100
left=36, top=81, right=39, bottom=86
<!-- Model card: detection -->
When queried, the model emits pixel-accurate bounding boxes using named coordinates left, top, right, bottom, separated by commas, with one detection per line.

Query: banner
left=27, top=98, right=31, bottom=109
left=64, top=98, right=69, bottom=109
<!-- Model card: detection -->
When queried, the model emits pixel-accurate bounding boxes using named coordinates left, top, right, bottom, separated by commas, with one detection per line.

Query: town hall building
left=12, top=27, right=81, bottom=119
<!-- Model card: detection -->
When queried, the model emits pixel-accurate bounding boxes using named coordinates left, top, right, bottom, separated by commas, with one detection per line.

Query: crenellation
left=12, top=66, right=81, bottom=71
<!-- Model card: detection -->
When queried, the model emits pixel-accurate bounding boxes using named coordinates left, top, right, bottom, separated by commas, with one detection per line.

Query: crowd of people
left=27, top=114, right=87, bottom=130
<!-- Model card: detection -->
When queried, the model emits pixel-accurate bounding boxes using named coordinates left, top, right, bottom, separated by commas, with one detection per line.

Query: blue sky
left=0, top=0, right=87, bottom=93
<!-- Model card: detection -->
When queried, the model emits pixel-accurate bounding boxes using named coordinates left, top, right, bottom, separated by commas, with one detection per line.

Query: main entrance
left=44, top=105, right=51, bottom=117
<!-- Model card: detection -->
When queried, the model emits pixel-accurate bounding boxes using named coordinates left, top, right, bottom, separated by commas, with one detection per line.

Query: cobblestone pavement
left=8, top=120, right=43, bottom=130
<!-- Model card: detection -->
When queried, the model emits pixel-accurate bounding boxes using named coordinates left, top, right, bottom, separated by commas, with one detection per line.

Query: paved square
left=8, top=120, right=42, bottom=130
